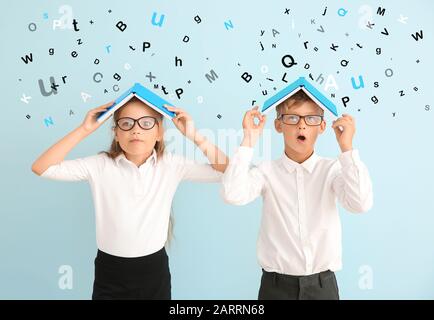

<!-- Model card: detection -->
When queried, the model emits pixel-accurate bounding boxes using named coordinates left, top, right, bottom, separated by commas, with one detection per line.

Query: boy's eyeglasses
left=116, top=116, right=158, bottom=131
left=279, top=114, right=324, bottom=126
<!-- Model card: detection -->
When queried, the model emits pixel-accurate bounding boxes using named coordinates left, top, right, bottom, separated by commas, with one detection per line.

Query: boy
left=221, top=90, right=373, bottom=300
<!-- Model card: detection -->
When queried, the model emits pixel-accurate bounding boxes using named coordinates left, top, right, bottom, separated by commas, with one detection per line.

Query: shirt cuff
left=338, top=149, right=361, bottom=167
left=40, top=165, right=55, bottom=178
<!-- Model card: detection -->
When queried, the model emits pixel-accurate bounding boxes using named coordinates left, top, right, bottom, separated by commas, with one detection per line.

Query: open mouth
left=297, top=135, right=306, bottom=142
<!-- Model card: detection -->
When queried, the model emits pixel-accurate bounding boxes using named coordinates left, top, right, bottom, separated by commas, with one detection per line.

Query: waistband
left=96, top=247, right=167, bottom=268
left=262, top=269, right=334, bottom=287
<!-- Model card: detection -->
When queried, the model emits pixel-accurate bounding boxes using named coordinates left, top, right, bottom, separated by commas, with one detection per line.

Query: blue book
left=261, top=77, right=339, bottom=117
left=97, top=83, right=176, bottom=123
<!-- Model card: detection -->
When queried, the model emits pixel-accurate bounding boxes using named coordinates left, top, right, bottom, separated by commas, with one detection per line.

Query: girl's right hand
left=80, top=102, right=114, bottom=133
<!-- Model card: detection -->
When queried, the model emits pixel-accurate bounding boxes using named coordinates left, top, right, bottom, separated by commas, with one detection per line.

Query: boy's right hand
left=80, top=102, right=114, bottom=134
left=241, top=106, right=266, bottom=148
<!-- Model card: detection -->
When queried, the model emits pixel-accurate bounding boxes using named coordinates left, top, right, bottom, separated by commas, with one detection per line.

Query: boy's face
left=113, top=100, right=163, bottom=156
left=274, top=100, right=326, bottom=155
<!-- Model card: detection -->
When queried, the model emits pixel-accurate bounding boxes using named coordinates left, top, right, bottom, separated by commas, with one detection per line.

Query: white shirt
left=221, top=147, right=373, bottom=276
left=41, top=150, right=222, bottom=257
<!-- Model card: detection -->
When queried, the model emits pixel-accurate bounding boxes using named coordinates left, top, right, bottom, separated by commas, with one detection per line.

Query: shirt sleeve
left=220, top=146, right=265, bottom=206
left=332, top=150, right=374, bottom=213
left=40, top=154, right=102, bottom=182
left=169, top=153, right=223, bottom=183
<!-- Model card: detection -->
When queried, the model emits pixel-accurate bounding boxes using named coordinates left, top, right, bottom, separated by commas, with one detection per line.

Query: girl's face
left=113, top=100, right=163, bottom=157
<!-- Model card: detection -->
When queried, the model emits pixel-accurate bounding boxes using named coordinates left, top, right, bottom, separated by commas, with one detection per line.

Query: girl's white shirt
left=41, top=149, right=222, bottom=257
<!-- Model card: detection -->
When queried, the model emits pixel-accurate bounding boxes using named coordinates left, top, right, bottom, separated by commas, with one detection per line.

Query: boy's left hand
left=332, top=114, right=355, bottom=153
left=166, top=105, right=196, bottom=140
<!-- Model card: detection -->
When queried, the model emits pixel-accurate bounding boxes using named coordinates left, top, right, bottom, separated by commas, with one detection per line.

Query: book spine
left=97, top=112, right=109, bottom=123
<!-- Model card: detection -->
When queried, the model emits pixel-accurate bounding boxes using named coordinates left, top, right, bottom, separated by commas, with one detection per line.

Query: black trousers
left=92, top=247, right=171, bottom=300
left=258, top=269, right=339, bottom=300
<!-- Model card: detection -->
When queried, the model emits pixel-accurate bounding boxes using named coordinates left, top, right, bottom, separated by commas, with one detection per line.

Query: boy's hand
left=166, top=105, right=197, bottom=141
left=81, top=101, right=114, bottom=134
left=332, top=114, right=355, bottom=153
left=241, top=106, right=267, bottom=148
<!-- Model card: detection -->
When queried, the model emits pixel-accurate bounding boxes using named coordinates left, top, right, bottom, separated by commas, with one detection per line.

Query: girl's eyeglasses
left=279, top=114, right=324, bottom=126
left=116, top=116, right=158, bottom=131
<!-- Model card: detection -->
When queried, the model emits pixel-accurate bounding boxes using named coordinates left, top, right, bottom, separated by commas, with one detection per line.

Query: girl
left=31, top=97, right=228, bottom=299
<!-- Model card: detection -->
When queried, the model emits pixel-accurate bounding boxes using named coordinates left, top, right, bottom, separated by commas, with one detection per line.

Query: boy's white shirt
left=221, top=146, right=373, bottom=276
left=41, top=149, right=222, bottom=257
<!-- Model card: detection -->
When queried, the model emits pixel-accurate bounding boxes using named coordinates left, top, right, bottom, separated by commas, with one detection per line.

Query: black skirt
left=92, top=247, right=171, bottom=300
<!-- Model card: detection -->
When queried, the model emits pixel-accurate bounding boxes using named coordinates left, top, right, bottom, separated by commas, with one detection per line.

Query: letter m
left=205, top=69, right=219, bottom=83
left=376, top=7, right=386, bottom=16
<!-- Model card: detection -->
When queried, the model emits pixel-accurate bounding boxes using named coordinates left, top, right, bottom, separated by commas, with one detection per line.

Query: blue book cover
left=261, top=77, right=339, bottom=117
left=97, top=83, right=176, bottom=123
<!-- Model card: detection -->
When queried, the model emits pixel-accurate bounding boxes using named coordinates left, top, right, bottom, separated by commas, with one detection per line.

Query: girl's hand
left=80, top=102, right=114, bottom=134
left=332, top=114, right=356, bottom=153
left=241, top=106, right=267, bottom=148
left=166, top=105, right=197, bottom=140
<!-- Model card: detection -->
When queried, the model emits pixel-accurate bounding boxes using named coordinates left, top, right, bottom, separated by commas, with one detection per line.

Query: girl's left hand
left=166, top=105, right=196, bottom=140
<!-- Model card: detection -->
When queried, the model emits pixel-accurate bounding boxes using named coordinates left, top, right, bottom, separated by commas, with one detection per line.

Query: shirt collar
left=115, top=149, right=158, bottom=167
left=279, top=151, right=319, bottom=174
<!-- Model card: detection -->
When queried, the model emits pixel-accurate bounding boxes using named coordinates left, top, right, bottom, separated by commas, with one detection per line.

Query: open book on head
left=97, top=83, right=176, bottom=123
left=261, top=77, right=339, bottom=117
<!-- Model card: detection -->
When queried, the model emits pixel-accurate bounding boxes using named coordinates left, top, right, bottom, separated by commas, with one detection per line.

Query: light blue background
left=1, top=0, right=433, bottom=299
